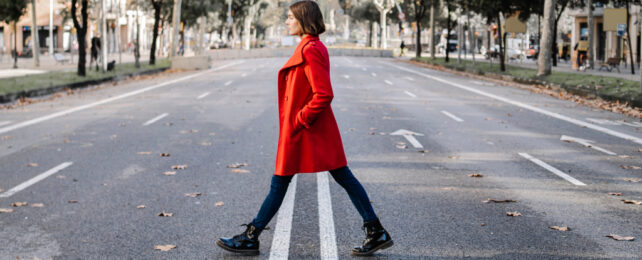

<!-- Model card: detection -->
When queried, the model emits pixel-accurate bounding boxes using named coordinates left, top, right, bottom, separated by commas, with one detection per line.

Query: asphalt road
left=0, top=56, right=641, bottom=259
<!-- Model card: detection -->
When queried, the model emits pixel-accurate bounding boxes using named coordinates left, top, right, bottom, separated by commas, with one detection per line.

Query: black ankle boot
left=351, top=219, right=394, bottom=256
left=216, top=223, right=264, bottom=255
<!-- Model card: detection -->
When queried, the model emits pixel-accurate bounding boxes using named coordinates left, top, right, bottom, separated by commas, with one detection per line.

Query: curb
left=0, top=67, right=168, bottom=104
left=408, top=58, right=642, bottom=109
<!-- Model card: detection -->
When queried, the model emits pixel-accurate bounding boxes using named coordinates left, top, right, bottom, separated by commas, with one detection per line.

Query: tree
left=469, top=0, right=516, bottom=71
left=0, top=0, right=28, bottom=69
left=399, top=0, right=430, bottom=57
left=71, top=0, right=89, bottom=76
left=443, top=0, right=456, bottom=63
left=350, top=1, right=379, bottom=47
left=150, top=0, right=165, bottom=65
left=373, top=0, right=394, bottom=49
left=537, top=0, right=555, bottom=76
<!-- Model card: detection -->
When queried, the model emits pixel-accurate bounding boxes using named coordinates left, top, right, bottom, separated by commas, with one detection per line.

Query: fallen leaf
left=441, top=187, right=455, bottom=191
left=185, top=192, right=202, bottom=198
left=30, top=203, right=44, bottom=207
left=638, top=148, right=642, bottom=152
left=154, top=244, right=177, bottom=251
left=160, top=153, right=170, bottom=157
left=631, top=166, right=642, bottom=170
left=621, top=199, right=642, bottom=205
left=227, top=162, right=248, bottom=168
left=209, top=132, right=216, bottom=136
left=607, top=192, right=623, bottom=196
left=201, top=142, right=212, bottom=146
left=623, top=178, right=641, bottom=183
left=27, top=163, right=38, bottom=167
left=0, top=188, right=3, bottom=192
left=395, top=142, right=407, bottom=149
left=11, top=202, right=27, bottom=207
left=448, top=156, right=458, bottom=160
left=190, top=129, right=199, bottom=133
left=63, top=138, right=71, bottom=143
left=215, top=201, right=224, bottom=207
left=163, top=171, right=176, bottom=176
left=348, top=128, right=356, bottom=131
left=230, top=169, right=250, bottom=173
left=506, top=211, right=522, bottom=217
left=621, top=165, right=629, bottom=169
left=483, top=198, right=516, bottom=203
left=0, top=208, right=14, bottom=213
left=68, top=200, right=78, bottom=203
left=469, top=173, right=484, bottom=178
left=56, top=175, right=66, bottom=179
left=606, top=234, right=635, bottom=241
left=382, top=116, right=392, bottom=120
left=137, top=205, right=146, bottom=209
left=368, top=132, right=376, bottom=135
left=618, top=155, right=632, bottom=159
left=370, top=128, right=377, bottom=131
left=480, top=223, right=486, bottom=226
left=507, top=113, right=512, bottom=117
left=549, top=226, right=571, bottom=231
left=137, top=151, right=152, bottom=155
left=172, top=165, right=187, bottom=170
left=158, top=211, right=173, bottom=217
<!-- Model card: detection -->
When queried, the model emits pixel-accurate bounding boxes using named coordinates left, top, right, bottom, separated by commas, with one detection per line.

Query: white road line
left=386, top=62, right=642, bottom=145
left=269, top=175, right=298, bottom=260
left=143, top=113, right=169, bottom=126
left=404, top=90, right=417, bottom=98
left=343, top=74, right=350, bottom=79
left=241, top=73, right=248, bottom=77
left=224, top=80, right=233, bottom=86
left=0, top=61, right=245, bottom=135
left=371, top=72, right=377, bottom=77
left=317, top=172, right=338, bottom=260
left=405, top=76, right=414, bottom=81
left=196, top=92, right=210, bottom=99
left=0, top=121, right=12, bottom=127
left=518, top=153, right=586, bottom=186
left=362, top=67, right=367, bottom=71
left=441, top=110, right=464, bottom=122
left=0, top=162, right=74, bottom=198
left=344, top=57, right=354, bottom=64
left=384, top=80, right=393, bottom=85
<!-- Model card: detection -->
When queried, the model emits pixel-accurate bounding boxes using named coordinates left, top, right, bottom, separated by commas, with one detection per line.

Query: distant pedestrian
left=90, top=36, right=101, bottom=71
left=216, top=0, right=393, bottom=257
left=400, top=40, right=406, bottom=56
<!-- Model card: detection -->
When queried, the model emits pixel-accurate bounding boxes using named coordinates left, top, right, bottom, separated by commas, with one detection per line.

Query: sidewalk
left=403, top=52, right=640, bottom=82
left=0, top=52, right=150, bottom=78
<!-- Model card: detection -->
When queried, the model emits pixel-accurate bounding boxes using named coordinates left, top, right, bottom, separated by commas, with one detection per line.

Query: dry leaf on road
left=172, top=165, right=187, bottom=170
left=606, top=234, right=635, bottom=241
left=506, top=211, right=522, bottom=217
left=631, top=166, right=642, bottom=170
left=607, top=192, right=623, bottom=196
left=185, top=192, right=202, bottom=198
left=483, top=198, right=516, bottom=203
left=154, top=245, right=177, bottom=251
left=30, top=203, right=44, bottom=207
left=549, top=226, right=571, bottom=231
left=27, top=163, right=38, bottom=167
left=623, top=178, right=641, bottom=183
left=163, top=171, right=176, bottom=176
left=0, top=208, right=14, bottom=213
left=68, top=200, right=78, bottom=203
left=137, top=151, right=152, bottom=155
left=231, top=169, right=250, bottom=173
left=201, top=142, right=212, bottom=146
left=469, top=173, right=484, bottom=177
left=227, top=162, right=248, bottom=168
left=137, top=205, right=146, bottom=209
left=160, top=153, right=170, bottom=157
left=618, top=155, right=632, bottom=159
left=215, top=201, right=224, bottom=207
left=158, top=211, right=173, bottom=217
left=11, top=202, right=27, bottom=207
left=621, top=199, right=642, bottom=205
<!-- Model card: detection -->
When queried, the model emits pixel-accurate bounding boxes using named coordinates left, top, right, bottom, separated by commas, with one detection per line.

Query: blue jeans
left=250, top=166, right=378, bottom=230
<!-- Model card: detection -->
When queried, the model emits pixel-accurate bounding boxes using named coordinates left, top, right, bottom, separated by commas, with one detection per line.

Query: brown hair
left=289, top=1, right=325, bottom=36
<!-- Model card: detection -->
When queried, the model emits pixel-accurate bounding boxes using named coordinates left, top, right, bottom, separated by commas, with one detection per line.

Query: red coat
left=274, top=35, right=347, bottom=176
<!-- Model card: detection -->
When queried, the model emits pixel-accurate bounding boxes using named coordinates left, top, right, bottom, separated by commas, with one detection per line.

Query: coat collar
left=280, top=35, right=319, bottom=71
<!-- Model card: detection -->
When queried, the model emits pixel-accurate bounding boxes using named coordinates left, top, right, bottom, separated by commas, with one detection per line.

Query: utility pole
left=430, top=1, right=435, bottom=59
left=587, top=0, right=594, bottom=69
left=49, top=0, right=54, bottom=56
left=101, top=0, right=108, bottom=72
left=30, top=0, right=40, bottom=67
left=170, top=0, right=182, bottom=57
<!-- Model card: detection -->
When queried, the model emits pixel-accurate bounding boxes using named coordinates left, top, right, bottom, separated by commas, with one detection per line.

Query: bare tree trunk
left=468, top=4, right=475, bottom=65
left=13, top=22, right=18, bottom=69
left=496, top=13, right=506, bottom=71
left=72, top=0, right=88, bottom=76
left=150, top=0, right=162, bottom=65
left=626, top=1, right=635, bottom=74
left=537, top=0, right=556, bottom=76
left=31, top=0, right=40, bottom=67
left=416, top=22, right=422, bottom=58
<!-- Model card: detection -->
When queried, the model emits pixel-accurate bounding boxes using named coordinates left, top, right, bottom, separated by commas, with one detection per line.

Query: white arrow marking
left=362, top=67, right=367, bottom=71
left=404, top=90, right=417, bottom=98
left=224, top=80, right=233, bottom=86
left=143, top=113, right=169, bottom=126
left=390, top=129, right=424, bottom=149
left=196, top=92, right=210, bottom=99
left=384, top=80, right=393, bottom=85
left=405, top=76, right=414, bottom=81
left=560, top=135, right=616, bottom=155
left=441, top=110, right=464, bottom=122
left=371, top=72, right=377, bottom=77
left=343, top=74, right=350, bottom=79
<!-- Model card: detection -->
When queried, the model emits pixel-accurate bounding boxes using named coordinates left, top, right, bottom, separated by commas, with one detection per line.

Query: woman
left=216, top=1, right=393, bottom=256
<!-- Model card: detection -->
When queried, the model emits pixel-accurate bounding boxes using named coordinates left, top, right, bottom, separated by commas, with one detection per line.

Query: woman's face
left=286, top=10, right=302, bottom=36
